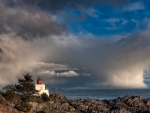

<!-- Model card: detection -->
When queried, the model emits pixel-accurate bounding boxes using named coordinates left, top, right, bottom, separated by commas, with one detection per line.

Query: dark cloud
left=39, top=32, right=150, bottom=88
left=0, top=48, right=3, bottom=52
left=3, top=0, right=139, bottom=12
left=0, top=0, right=66, bottom=39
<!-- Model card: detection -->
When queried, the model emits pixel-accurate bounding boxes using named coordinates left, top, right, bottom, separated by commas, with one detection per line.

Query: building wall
left=35, top=84, right=45, bottom=90
left=39, top=90, right=49, bottom=96
left=35, top=83, right=49, bottom=96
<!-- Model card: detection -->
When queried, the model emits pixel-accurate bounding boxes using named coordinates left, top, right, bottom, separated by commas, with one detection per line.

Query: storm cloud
left=0, top=0, right=65, bottom=39
left=0, top=0, right=149, bottom=88
left=1, top=31, right=150, bottom=88
left=5, top=0, right=139, bottom=11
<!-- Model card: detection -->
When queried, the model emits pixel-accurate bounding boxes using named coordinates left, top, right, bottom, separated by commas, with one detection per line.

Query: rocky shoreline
left=0, top=93, right=150, bottom=113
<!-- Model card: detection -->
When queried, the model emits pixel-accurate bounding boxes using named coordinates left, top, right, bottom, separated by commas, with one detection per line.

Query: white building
left=35, top=78, right=49, bottom=96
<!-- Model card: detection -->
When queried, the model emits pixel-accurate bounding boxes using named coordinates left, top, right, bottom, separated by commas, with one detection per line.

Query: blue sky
left=55, top=1, right=150, bottom=36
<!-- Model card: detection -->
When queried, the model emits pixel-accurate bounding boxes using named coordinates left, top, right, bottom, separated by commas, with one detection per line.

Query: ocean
left=50, top=88, right=150, bottom=100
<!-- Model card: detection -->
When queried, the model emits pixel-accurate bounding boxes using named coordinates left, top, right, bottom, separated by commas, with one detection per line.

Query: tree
left=14, top=73, right=39, bottom=112
left=15, top=73, right=38, bottom=102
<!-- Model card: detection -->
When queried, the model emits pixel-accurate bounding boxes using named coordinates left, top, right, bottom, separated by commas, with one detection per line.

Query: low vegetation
left=2, top=73, right=50, bottom=112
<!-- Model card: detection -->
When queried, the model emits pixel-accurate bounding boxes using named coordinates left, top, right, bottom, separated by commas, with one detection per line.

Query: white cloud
left=123, top=2, right=144, bottom=11
left=29, top=62, right=77, bottom=71
left=105, top=18, right=120, bottom=30
left=106, top=18, right=120, bottom=23
left=37, top=70, right=79, bottom=77
left=83, top=8, right=99, bottom=18
left=56, top=71, right=79, bottom=77
left=23, top=62, right=79, bottom=77
left=121, top=19, right=128, bottom=25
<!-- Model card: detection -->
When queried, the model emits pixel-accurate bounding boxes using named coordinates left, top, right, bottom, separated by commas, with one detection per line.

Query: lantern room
left=37, top=78, right=43, bottom=84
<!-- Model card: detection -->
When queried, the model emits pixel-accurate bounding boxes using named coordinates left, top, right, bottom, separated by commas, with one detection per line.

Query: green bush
left=2, top=89, right=20, bottom=103
left=29, top=95, right=43, bottom=104
left=41, top=93, right=50, bottom=102
left=3, top=89, right=15, bottom=101
left=41, top=106, right=49, bottom=112
left=17, top=101, right=32, bottom=112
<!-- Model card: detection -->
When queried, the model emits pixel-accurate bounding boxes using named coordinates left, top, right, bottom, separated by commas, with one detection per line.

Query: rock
left=70, top=98, right=109, bottom=113
left=0, top=94, right=19, bottom=113
left=110, top=108, right=131, bottom=113
left=1, top=92, right=150, bottom=113
left=49, top=93, right=69, bottom=103
left=104, top=95, right=150, bottom=113
left=33, top=94, right=150, bottom=113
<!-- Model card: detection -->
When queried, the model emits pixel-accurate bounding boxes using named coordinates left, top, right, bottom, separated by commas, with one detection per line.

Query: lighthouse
left=35, top=78, right=49, bottom=96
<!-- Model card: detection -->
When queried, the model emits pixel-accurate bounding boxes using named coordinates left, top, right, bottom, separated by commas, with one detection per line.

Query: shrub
left=3, top=89, right=15, bottom=101
left=41, top=93, right=50, bottom=102
left=17, top=101, right=32, bottom=112
left=29, top=95, right=43, bottom=104
left=2, top=89, right=20, bottom=103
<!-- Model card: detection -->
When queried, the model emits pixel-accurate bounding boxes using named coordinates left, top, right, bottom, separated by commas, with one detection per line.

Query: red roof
left=37, top=78, right=42, bottom=84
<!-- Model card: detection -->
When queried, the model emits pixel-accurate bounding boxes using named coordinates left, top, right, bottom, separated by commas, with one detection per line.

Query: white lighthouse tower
left=35, top=78, right=49, bottom=96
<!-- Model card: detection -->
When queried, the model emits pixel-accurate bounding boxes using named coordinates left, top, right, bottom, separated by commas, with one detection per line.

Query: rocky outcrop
left=1, top=93, right=150, bottom=113
left=109, top=95, right=150, bottom=113
left=30, top=94, right=150, bottom=113
left=0, top=94, right=19, bottom=113
left=31, top=93, right=81, bottom=113
left=61, top=94, right=150, bottom=113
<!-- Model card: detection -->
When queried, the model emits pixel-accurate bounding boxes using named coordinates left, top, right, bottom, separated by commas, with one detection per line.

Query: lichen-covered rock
left=1, top=93, right=150, bottom=113
left=0, top=94, right=19, bottom=113
left=110, top=108, right=131, bottom=113
left=49, top=93, right=69, bottom=103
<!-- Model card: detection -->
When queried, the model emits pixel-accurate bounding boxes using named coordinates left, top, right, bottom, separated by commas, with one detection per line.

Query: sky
left=0, top=0, right=150, bottom=88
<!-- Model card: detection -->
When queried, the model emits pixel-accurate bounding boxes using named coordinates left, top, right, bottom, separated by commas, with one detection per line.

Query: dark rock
left=37, top=111, right=46, bottom=113
left=43, top=94, right=150, bottom=113
left=49, top=93, right=69, bottom=103
left=1, top=93, right=150, bottom=113
left=0, top=94, right=19, bottom=113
